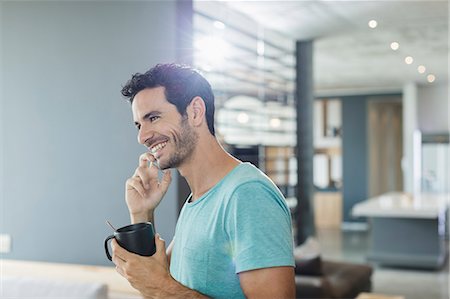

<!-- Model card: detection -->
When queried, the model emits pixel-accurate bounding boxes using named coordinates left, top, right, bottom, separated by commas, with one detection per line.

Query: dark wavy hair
left=121, top=63, right=215, bottom=136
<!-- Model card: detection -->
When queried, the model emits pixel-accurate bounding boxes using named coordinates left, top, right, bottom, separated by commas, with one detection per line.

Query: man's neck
left=178, top=136, right=240, bottom=202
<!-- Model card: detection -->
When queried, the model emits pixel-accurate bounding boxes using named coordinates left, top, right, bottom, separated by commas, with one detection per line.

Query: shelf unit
left=313, top=99, right=343, bottom=228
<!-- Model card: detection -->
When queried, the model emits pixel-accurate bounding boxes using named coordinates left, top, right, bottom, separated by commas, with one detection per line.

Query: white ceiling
left=224, top=0, right=449, bottom=94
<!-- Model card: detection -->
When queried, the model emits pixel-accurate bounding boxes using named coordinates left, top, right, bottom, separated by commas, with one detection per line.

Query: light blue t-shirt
left=169, top=163, right=295, bottom=299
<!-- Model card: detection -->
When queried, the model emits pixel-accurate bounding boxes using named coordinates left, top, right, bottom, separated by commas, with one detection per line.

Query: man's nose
left=138, top=125, right=155, bottom=145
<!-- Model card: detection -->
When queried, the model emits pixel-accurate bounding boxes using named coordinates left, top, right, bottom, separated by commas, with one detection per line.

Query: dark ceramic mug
left=104, top=222, right=156, bottom=261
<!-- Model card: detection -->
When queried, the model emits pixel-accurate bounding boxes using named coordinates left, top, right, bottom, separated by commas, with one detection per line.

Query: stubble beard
left=158, top=117, right=198, bottom=170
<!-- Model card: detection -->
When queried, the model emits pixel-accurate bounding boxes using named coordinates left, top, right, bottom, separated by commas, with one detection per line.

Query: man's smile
left=150, top=141, right=168, bottom=157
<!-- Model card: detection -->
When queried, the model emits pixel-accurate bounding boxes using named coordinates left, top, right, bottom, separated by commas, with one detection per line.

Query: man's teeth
left=150, top=142, right=167, bottom=154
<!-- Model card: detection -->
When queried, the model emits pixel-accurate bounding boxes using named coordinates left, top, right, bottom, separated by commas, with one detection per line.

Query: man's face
left=132, top=87, right=198, bottom=170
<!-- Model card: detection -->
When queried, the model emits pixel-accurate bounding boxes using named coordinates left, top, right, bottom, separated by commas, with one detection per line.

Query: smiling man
left=112, top=64, right=295, bottom=299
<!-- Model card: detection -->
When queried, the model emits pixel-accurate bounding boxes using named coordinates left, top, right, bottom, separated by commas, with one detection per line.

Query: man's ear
left=188, top=96, right=206, bottom=127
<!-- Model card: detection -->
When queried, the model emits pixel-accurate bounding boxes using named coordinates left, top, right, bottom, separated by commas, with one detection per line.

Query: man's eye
left=149, top=116, right=159, bottom=122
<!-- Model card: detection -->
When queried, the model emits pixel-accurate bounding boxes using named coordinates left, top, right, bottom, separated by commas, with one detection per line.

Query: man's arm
left=113, top=235, right=295, bottom=299
left=112, top=235, right=209, bottom=299
left=131, top=210, right=154, bottom=224
left=239, top=266, right=295, bottom=299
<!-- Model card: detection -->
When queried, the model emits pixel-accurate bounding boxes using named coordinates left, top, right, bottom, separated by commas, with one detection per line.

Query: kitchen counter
left=351, top=192, right=449, bottom=269
left=352, top=192, right=449, bottom=219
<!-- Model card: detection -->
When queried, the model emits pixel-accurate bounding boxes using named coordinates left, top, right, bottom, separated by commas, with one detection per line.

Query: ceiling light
left=405, top=56, right=414, bottom=65
left=427, top=74, right=436, bottom=83
left=417, top=65, right=426, bottom=74
left=237, top=112, right=249, bottom=124
left=368, top=20, right=378, bottom=29
left=213, top=21, right=226, bottom=29
left=194, top=36, right=230, bottom=66
left=257, top=40, right=265, bottom=56
left=390, top=42, right=400, bottom=51
left=269, top=117, right=281, bottom=128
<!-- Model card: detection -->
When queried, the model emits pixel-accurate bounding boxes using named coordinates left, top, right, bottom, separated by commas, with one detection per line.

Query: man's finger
left=139, top=152, right=156, bottom=168
left=134, top=167, right=152, bottom=189
left=126, top=177, right=146, bottom=197
left=160, top=170, right=172, bottom=192
left=147, top=161, right=160, bottom=183
left=112, top=255, right=126, bottom=269
left=115, top=264, right=126, bottom=278
left=111, top=239, right=129, bottom=262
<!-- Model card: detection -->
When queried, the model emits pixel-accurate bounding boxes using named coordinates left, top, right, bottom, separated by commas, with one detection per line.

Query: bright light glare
left=417, top=65, right=426, bottom=74
left=237, top=112, right=249, bottom=124
left=390, top=42, right=399, bottom=51
left=257, top=40, right=265, bottom=56
left=201, top=64, right=212, bottom=72
left=269, top=117, right=281, bottom=128
left=213, top=21, right=226, bottom=29
left=368, top=20, right=378, bottom=28
left=405, top=56, right=414, bottom=64
left=427, top=74, right=436, bottom=83
left=195, top=37, right=230, bottom=66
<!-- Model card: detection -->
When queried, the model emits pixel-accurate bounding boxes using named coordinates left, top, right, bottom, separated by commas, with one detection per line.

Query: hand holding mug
left=104, top=222, right=156, bottom=261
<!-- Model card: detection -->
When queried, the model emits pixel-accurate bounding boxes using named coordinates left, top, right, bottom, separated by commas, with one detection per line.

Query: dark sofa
left=293, top=238, right=373, bottom=299
left=295, top=259, right=373, bottom=298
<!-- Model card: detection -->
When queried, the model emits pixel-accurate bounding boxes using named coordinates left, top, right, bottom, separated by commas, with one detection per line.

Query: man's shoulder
left=224, top=163, right=272, bottom=188
left=222, top=163, right=283, bottom=200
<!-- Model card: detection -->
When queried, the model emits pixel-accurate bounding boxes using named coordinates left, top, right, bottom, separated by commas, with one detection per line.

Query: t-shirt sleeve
left=225, top=181, right=295, bottom=273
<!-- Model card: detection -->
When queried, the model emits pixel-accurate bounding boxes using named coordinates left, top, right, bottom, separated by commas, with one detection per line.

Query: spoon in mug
left=106, top=220, right=117, bottom=232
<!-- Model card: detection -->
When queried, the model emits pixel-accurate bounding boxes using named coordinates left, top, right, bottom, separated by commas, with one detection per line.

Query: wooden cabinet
left=314, top=192, right=342, bottom=228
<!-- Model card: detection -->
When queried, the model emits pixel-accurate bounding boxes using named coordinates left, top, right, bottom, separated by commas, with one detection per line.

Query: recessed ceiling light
left=257, top=40, right=265, bottom=56
left=237, top=112, right=249, bottom=124
left=427, top=74, right=436, bottom=83
left=417, top=65, right=426, bottom=74
left=213, top=21, right=226, bottom=29
left=368, top=20, right=378, bottom=28
left=390, top=42, right=400, bottom=51
left=269, top=117, right=281, bottom=128
left=405, top=56, right=414, bottom=65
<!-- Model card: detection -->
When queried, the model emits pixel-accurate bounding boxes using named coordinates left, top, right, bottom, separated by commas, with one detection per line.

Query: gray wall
left=1, top=1, right=182, bottom=266
left=417, top=83, right=449, bottom=133
left=341, top=96, right=368, bottom=223
left=341, top=94, right=401, bottom=223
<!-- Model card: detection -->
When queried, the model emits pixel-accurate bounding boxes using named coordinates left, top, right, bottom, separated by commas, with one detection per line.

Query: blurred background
left=1, top=1, right=448, bottom=299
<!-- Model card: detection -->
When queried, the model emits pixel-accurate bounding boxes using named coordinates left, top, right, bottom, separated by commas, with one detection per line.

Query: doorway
left=367, top=98, right=403, bottom=197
